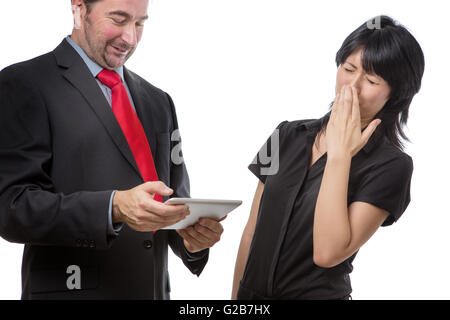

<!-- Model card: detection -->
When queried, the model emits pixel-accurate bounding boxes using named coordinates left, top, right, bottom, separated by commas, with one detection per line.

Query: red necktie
left=97, top=69, right=162, bottom=203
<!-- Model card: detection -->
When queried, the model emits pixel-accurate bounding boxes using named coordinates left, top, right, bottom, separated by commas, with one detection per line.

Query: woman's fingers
left=332, top=85, right=353, bottom=121
left=342, top=85, right=353, bottom=119
left=361, top=119, right=382, bottom=146
left=330, top=92, right=340, bottom=120
left=336, top=85, right=346, bottom=116
left=351, top=86, right=361, bottom=124
left=327, top=85, right=381, bottom=157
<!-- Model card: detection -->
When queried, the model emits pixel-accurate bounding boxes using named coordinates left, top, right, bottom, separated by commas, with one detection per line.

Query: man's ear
left=72, top=5, right=81, bottom=30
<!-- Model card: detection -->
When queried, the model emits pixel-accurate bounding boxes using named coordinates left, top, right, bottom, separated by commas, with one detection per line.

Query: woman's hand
left=326, top=85, right=381, bottom=159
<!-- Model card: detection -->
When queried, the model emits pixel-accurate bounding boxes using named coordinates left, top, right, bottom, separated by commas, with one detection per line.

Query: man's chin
left=103, top=55, right=127, bottom=70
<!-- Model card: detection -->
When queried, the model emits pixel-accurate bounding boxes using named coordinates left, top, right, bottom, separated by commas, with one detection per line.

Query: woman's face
left=335, top=47, right=391, bottom=127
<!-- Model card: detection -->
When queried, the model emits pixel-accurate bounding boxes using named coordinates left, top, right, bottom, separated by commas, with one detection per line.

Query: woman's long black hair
left=318, top=15, right=425, bottom=150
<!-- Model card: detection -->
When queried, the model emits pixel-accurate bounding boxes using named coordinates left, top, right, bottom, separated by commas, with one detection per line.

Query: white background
left=0, top=0, right=448, bottom=300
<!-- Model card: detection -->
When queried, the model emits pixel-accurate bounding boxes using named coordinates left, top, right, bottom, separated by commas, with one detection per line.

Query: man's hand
left=112, top=181, right=189, bottom=232
left=176, top=217, right=225, bottom=253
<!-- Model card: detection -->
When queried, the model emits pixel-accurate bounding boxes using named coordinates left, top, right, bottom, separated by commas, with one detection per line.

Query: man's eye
left=366, top=77, right=378, bottom=85
left=112, top=18, right=126, bottom=25
left=344, top=67, right=354, bottom=73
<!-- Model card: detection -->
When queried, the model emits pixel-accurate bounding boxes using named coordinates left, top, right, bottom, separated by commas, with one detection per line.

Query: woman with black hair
left=232, top=15, right=425, bottom=300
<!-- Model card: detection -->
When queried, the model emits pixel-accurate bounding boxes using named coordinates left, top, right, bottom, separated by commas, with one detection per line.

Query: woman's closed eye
left=366, top=76, right=379, bottom=85
left=343, top=66, right=379, bottom=85
left=344, top=67, right=355, bottom=73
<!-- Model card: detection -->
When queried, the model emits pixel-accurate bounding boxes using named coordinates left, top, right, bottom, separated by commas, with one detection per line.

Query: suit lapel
left=53, top=40, right=143, bottom=180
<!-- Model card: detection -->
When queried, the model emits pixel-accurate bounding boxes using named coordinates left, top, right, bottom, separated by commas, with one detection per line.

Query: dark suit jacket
left=0, top=39, right=209, bottom=299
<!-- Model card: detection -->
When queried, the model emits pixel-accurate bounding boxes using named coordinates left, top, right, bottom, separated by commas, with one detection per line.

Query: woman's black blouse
left=238, top=117, right=413, bottom=300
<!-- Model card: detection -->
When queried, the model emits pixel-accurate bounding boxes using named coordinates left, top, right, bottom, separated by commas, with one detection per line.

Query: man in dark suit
left=0, top=0, right=224, bottom=299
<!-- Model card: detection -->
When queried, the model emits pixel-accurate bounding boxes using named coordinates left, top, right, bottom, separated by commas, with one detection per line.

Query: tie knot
left=97, top=69, right=122, bottom=88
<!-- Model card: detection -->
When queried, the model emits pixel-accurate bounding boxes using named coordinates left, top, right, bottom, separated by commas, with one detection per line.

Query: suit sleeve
left=164, top=93, right=209, bottom=276
left=0, top=66, right=114, bottom=250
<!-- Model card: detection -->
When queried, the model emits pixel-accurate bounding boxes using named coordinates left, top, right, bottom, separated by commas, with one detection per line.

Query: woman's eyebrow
left=345, top=61, right=358, bottom=69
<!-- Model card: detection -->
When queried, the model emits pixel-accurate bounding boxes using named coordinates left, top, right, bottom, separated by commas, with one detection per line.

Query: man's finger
left=189, top=224, right=215, bottom=243
left=197, top=218, right=224, bottom=234
left=177, top=228, right=205, bottom=248
left=133, top=209, right=187, bottom=228
left=193, top=223, right=221, bottom=243
left=141, top=181, right=173, bottom=197
left=142, top=200, right=189, bottom=218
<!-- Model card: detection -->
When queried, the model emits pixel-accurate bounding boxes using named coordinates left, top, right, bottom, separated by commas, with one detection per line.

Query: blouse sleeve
left=248, top=121, right=288, bottom=183
left=351, top=154, right=413, bottom=226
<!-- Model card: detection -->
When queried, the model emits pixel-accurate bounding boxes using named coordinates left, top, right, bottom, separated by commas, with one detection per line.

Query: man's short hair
left=72, top=0, right=103, bottom=14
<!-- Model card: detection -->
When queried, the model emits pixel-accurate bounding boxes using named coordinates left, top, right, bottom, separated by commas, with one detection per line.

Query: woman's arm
left=313, top=156, right=389, bottom=268
left=231, top=180, right=264, bottom=299
left=313, top=85, right=387, bottom=268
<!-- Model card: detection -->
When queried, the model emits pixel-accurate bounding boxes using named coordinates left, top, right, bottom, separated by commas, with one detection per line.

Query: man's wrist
left=112, top=190, right=123, bottom=224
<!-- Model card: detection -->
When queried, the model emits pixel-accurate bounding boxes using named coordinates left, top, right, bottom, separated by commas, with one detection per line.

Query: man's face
left=78, top=0, right=149, bottom=69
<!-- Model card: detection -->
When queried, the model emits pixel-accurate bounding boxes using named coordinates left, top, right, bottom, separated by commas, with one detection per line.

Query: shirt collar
left=65, top=36, right=125, bottom=81
left=298, top=113, right=382, bottom=154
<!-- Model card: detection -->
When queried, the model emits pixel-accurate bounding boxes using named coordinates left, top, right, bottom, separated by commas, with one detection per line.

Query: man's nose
left=121, top=23, right=138, bottom=47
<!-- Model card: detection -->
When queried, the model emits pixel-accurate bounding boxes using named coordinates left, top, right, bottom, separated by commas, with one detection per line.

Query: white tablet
left=162, top=198, right=243, bottom=230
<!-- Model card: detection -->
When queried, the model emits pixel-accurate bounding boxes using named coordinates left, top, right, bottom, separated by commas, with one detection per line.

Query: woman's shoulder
left=371, top=138, right=413, bottom=172
left=276, top=118, right=322, bottom=132
left=270, top=118, right=323, bottom=146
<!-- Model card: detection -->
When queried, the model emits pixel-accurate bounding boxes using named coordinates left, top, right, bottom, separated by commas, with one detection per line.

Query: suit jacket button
left=143, top=240, right=153, bottom=249
left=76, top=239, right=82, bottom=247
left=89, top=240, right=96, bottom=248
